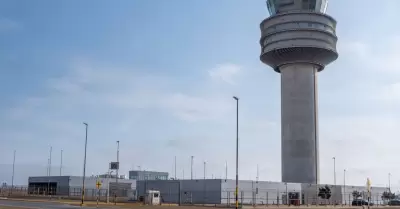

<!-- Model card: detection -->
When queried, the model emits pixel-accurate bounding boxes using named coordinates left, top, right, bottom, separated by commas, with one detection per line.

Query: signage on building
left=110, top=162, right=119, bottom=170
left=96, top=180, right=102, bottom=189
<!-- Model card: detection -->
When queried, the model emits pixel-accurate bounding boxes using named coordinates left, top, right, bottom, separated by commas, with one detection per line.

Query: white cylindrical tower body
left=280, top=63, right=319, bottom=183
left=260, top=0, right=338, bottom=184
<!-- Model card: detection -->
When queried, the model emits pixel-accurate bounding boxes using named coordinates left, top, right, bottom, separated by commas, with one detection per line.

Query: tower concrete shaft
left=260, top=0, right=338, bottom=184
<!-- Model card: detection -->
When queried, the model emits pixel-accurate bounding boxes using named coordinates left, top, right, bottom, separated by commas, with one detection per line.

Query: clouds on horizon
left=3, top=37, right=400, bottom=188
left=2, top=0, right=400, bottom=191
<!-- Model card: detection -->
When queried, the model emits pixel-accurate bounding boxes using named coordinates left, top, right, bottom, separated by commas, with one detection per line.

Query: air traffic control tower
left=259, top=0, right=338, bottom=184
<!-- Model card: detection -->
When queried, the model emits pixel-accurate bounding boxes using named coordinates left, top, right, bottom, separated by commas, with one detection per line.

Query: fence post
left=178, top=181, right=181, bottom=206
left=348, top=194, right=350, bottom=206
left=241, top=191, right=244, bottom=207
left=227, top=191, right=230, bottom=206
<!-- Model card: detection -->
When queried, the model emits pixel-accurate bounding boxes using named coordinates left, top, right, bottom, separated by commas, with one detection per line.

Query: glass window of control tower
left=266, top=0, right=328, bottom=15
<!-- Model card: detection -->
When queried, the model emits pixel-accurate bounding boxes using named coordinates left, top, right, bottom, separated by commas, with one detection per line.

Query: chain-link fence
left=0, top=185, right=136, bottom=202
left=137, top=180, right=393, bottom=206
left=219, top=190, right=390, bottom=206
left=0, top=183, right=394, bottom=206
left=219, top=187, right=389, bottom=207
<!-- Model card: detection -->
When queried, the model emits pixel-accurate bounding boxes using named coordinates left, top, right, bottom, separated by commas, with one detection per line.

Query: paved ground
left=3, top=199, right=400, bottom=209
left=0, top=199, right=183, bottom=209
left=0, top=199, right=113, bottom=209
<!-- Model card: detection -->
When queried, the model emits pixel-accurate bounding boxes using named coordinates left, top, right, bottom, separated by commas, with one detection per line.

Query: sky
left=1, top=0, right=400, bottom=190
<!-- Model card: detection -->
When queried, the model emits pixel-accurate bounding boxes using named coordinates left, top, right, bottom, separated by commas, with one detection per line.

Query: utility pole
left=81, top=122, right=88, bottom=205
left=388, top=173, right=391, bottom=192
left=60, top=149, right=63, bottom=176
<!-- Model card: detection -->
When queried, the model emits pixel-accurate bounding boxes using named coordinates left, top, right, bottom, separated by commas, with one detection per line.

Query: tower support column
left=280, top=63, right=319, bottom=184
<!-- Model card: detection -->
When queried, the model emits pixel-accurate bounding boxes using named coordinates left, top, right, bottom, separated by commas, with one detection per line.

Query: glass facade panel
left=129, top=170, right=169, bottom=180
left=266, top=0, right=328, bottom=15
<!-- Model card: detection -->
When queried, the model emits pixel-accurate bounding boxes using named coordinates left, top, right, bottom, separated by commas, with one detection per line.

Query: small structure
left=27, top=176, right=136, bottom=199
left=145, top=190, right=161, bottom=205
left=129, top=170, right=169, bottom=180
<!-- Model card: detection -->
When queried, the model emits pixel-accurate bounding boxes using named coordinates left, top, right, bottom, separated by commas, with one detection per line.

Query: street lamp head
left=233, top=96, right=239, bottom=101
left=83, top=122, right=88, bottom=126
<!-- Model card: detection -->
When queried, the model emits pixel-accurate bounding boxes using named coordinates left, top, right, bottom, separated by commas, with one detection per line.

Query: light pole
left=332, top=157, right=336, bottom=186
left=60, top=149, right=63, bottom=176
left=203, top=161, right=206, bottom=180
left=115, top=141, right=120, bottom=205
left=343, top=169, right=346, bottom=205
left=225, top=161, right=228, bottom=181
left=107, top=170, right=114, bottom=203
left=11, top=150, right=16, bottom=193
left=174, top=156, right=177, bottom=180
left=388, top=173, right=391, bottom=192
left=233, top=96, right=239, bottom=209
left=191, top=156, right=194, bottom=180
left=47, top=158, right=49, bottom=176
left=81, top=122, right=88, bottom=205
left=49, top=146, right=52, bottom=176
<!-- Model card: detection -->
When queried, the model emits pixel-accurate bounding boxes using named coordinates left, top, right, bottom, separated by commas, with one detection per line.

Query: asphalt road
left=0, top=199, right=109, bottom=209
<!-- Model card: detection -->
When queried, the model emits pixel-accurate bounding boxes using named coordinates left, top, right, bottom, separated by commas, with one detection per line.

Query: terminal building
left=28, top=176, right=136, bottom=200
left=136, top=179, right=389, bottom=205
left=27, top=175, right=390, bottom=205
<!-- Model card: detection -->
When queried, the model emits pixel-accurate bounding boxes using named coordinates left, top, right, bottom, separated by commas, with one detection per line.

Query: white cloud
left=10, top=62, right=236, bottom=123
left=338, top=41, right=371, bottom=59
left=1, top=60, right=277, bottom=184
left=208, top=63, right=241, bottom=85
left=319, top=114, right=400, bottom=187
left=338, top=36, right=400, bottom=74
left=4, top=38, right=400, bottom=187
left=376, top=82, right=400, bottom=103
left=162, top=93, right=233, bottom=122
left=316, top=35, right=400, bottom=187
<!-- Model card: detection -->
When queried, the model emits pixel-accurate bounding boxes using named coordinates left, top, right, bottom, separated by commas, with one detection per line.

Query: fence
left=137, top=190, right=391, bottom=206
left=0, top=184, right=394, bottom=206
left=137, top=180, right=393, bottom=206
left=218, top=189, right=391, bottom=206
left=0, top=186, right=136, bottom=202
